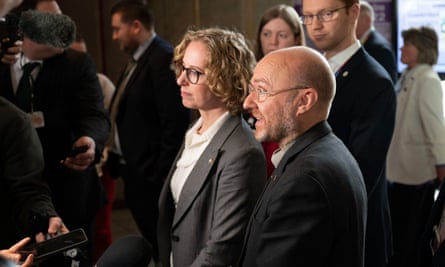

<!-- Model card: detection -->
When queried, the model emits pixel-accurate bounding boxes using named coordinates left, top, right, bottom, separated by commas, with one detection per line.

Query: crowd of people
left=1, top=0, right=444, bottom=267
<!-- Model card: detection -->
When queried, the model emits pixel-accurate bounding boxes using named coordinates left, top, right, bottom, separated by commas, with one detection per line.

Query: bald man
left=356, top=1, right=397, bottom=82
left=35, top=0, right=61, bottom=13
left=239, top=46, right=367, bottom=267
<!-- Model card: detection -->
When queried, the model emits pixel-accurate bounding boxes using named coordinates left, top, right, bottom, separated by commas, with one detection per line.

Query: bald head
left=36, top=0, right=62, bottom=14
left=263, top=46, right=335, bottom=116
left=0, top=0, right=22, bottom=16
left=244, top=46, right=336, bottom=145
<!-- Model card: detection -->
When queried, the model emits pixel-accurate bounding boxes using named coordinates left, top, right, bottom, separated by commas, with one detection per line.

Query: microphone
left=96, top=235, right=152, bottom=267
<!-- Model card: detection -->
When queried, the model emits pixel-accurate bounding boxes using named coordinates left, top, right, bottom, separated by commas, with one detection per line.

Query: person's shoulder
left=415, top=65, right=441, bottom=87
left=139, top=36, right=174, bottom=65
left=47, top=49, right=92, bottom=67
left=0, top=96, right=24, bottom=116
left=369, top=31, right=392, bottom=46
left=228, top=116, right=257, bottom=139
left=153, top=35, right=174, bottom=49
left=355, top=49, right=393, bottom=81
left=65, top=48, right=92, bottom=61
left=97, top=73, right=114, bottom=86
left=144, top=36, right=174, bottom=56
left=222, top=116, right=263, bottom=151
left=0, top=96, right=29, bottom=128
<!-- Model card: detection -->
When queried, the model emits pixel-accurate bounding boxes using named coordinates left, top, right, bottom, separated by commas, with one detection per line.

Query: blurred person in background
left=253, top=4, right=305, bottom=176
left=356, top=0, right=397, bottom=82
left=108, top=0, right=190, bottom=260
left=301, top=0, right=396, bottom=266
left=386, top=26, right=445, bottom=267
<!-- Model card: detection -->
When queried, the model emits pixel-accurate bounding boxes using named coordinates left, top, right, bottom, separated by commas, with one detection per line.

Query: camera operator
left=0, top=0, right=22, bottom=65
left=0, top=10, right=110, bottom=266
left=0, top=0, right=62, bottom=65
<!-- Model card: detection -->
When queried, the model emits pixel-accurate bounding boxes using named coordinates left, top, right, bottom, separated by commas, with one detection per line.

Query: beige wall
left=55, top=0, right=294, bottom=85
left=53, top=0, right=294, bottom=201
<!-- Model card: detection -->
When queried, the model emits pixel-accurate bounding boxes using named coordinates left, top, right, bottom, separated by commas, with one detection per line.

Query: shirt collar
left=185, top=111, right=230, bottom=148
left=327, top=40, right=361, bottom=74
left=18, top=54, right=43, bottom=68
left=359, top=27, right=374, bottom=44
left=133, top=32, right=157, bottom=61
left=271, top=141, right=296, bottom=168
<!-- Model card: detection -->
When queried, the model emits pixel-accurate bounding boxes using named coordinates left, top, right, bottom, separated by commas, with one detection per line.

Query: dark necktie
left=107, top=58, right=137, bottom=149
left=16, top=62, right=40, bottom=112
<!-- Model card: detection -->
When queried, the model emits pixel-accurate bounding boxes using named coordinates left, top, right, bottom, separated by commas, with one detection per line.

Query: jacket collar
left=171, top=114, right=244, bottom=228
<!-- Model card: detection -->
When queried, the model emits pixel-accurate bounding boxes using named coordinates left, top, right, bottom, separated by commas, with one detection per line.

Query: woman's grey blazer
left=158, top=115, right=267, bottom=267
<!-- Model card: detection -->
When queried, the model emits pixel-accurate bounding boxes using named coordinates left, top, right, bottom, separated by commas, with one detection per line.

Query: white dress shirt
left=170, top=112, right=230, bottom=206
left=327, top=40, right=361, bottom=75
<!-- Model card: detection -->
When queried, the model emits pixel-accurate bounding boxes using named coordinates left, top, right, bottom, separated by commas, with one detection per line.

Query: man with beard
left=239, top=46, right=367, bottom=267
left=109, top=0, right=189, bottom=260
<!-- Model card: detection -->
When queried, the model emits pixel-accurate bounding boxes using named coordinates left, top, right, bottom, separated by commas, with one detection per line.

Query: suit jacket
left=0, top=49, right=110, bottom=230
left=158, top=115, right=267, bottom=267
left=239, top=121, right=367, bottom=267
left=114, top=36, right=189, bottom=184
left=328, top=47, right=396, bottom=267
left=363, top=30, right=398, bottom=83
left=0, top=97, right=58, bottom=248
left=387, top=64, right=445, bottom=185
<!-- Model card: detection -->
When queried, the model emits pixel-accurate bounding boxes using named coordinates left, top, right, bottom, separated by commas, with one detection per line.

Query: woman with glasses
left=252, top=4, right=306, bottom=176
left=157, top=28, right=267, bottom=267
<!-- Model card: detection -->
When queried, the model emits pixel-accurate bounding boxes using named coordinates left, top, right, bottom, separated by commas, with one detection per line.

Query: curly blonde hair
left=173, top=28, right=256, bottom=115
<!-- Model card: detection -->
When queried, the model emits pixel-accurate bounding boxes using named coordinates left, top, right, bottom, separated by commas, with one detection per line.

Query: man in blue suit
left=356, top=0, right=398, bottom=82
left=109, top=0, right=189, bottom=260
left=301, top=0, right=396, bottom=266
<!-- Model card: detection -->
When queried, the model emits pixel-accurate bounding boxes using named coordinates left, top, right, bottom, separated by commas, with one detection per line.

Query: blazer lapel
left=123, top=37, right=156, bottom=99
left=240, top=121, right=332, bottom=264
left=249, top=121, right=332, bottom=219
left=172, top=115, right=241, bottom=228
left=335, top=48, right=365, bottom=91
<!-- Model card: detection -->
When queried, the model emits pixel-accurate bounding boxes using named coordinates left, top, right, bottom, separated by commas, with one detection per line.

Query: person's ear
left=295, top=88, right=318, bottom=116
left=350, top=3, right=360, bottom=22
left=130, top=19, right=142, bottom=34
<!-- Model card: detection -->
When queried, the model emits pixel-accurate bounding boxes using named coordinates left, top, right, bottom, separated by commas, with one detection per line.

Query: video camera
left=0, top=13, right=22, bottom=58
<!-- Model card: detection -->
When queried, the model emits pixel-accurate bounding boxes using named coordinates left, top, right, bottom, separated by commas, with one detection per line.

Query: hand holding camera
left=0, top=13, right=22, bottom=64
left=0, top=14, right=23, bottom=63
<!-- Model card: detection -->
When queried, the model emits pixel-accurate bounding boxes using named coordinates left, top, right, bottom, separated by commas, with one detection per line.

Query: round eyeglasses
left=180, top=65, right=205, bottom=84
left=248, top=84, right=310, bottom=102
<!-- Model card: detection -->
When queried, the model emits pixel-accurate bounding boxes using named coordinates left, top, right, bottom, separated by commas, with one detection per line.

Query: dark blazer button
left=171, top=235, right=179, bottom=242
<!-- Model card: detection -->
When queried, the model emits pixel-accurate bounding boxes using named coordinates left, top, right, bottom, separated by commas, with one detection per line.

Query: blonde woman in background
left=386, top=26, right=445, bottom=267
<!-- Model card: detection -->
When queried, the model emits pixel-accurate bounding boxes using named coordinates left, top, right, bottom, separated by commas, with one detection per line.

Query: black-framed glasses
left=180, top=65, right=204, bottom=84
left=248, top=84, right=310, bottom=102
left=301, top=6, right=350, bottom=25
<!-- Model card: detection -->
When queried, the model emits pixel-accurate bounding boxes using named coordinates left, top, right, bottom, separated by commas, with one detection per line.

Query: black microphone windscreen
left=19, top=10, right=75, bottom=49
